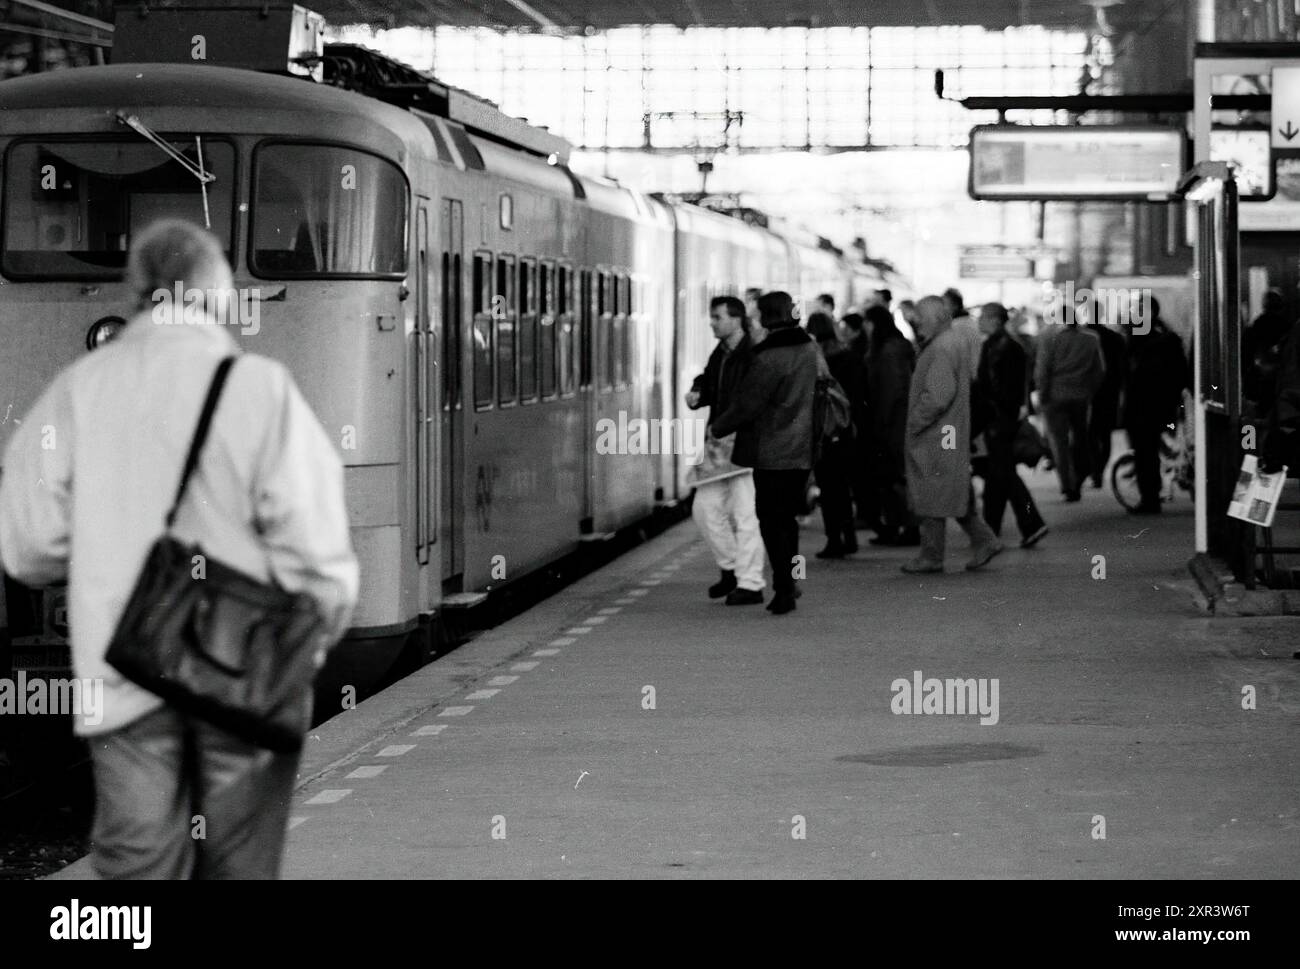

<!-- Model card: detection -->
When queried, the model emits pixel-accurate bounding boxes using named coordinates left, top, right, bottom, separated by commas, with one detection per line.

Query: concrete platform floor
left=282, top=471, right=1300, bottom=879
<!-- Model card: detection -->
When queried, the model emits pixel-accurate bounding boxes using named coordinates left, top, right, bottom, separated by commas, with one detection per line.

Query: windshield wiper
left=115, top=112, right=215, bottom=228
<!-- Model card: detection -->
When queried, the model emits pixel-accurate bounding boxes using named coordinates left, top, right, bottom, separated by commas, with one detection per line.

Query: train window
left=579, top=270, right=592, bottom=389
left=611, top=275, right=626, bottom=389
left=250, top=143, right=407, bottom=278
left=621, top=312, right=633, bottom=387
left=540, top=262, right=557, bottom=399
left=520, top=259, right=538, bottom=402
left=2, top=138, right=236, bottom=280
left=472, top=252, right=493, bottom=410
left=496, top=254, right=516, bottom=405
left=596, top=271, right=612, bottom=392
left=558, top=265, right=573, bottom=395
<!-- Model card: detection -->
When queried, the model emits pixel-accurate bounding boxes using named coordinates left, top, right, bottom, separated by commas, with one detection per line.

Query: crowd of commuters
left=685, top=282, right=1205, bottom=612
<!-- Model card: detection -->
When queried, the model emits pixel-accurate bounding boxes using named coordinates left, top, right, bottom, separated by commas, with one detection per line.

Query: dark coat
left=711, top=326, right=819, bottom=471
left=1265, top=320, right=1300, bottom=469
left=1125, top=319, right=1189, bottom=430
left=1035, top=325, right=1105, bottom=405
left=820, top=339, right=866, bottom=437
left=975, top=328, right=1027, bottom=432
left=905, top=323, right=972, bottom=518
left=1088, top=323, right=1126, bottom=418
left=690, top=332, right=754, bottom=428
left=866, top=333, right=914, bottom=451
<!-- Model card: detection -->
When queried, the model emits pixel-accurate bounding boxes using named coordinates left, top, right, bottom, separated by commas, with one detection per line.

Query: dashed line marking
left=533, top=648, right=560, bottom=656
left=411, top=724, right=446, bottom=737
left=628, top=589, right=650, bottom=597
left=488, top=675, right=519, bottom=686
left=465, top=688, right=500, bottom=700
left=582, top=615, right=609, bottom=624
left=597, top=607, right=622, bottom=615
left=346, top=765, right=389, bottom=779
left=549, top=637, right=576, bottom=646
left=439, top=706, right=475, bottom=717
left=565, top=627, right=593, bottom=635
left=377, top=744, right=415, bottom=757
left=305, top=789, right=352, bottom=805
left=288, top=816, right=309, bottom=830
left=511, top=661, right=540, bottom=672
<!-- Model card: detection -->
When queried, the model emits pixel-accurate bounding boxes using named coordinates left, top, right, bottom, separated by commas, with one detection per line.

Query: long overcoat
left=905, top=322, right=972, bottom=518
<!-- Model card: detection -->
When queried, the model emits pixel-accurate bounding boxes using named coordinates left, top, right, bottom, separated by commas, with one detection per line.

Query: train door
left=415, top=202, right=434, bottom=570
left=440, top=198, right=465, bottom=583
left=578, top=267, right=595, bottom=531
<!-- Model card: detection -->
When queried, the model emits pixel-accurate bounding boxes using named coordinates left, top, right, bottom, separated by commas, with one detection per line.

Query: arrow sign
left=1272, top=67, right=1300, bottom=148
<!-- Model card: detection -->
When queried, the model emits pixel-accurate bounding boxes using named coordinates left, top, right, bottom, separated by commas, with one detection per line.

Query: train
left=0, top=5, right=907, bottom=702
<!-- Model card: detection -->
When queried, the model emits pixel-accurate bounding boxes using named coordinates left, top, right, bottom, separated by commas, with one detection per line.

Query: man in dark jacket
left=1124, top=299, right=1190, bottom=513
left=806, top=312, right=863, bottom=557
left=1086, top=306, right=1127, bottom=489
left=976, top=303, right=1048, bottom=547
left=686, top=296, right=763, bottom=605
left=712, top=291, right=819, bottom=615
left=1261, top=317, right=1300, bottom=475
left=1244, top=289, right=1292, bottom=413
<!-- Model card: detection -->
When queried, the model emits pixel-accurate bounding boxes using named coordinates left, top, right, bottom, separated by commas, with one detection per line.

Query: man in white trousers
left=686, top=296, right=766, bottom=605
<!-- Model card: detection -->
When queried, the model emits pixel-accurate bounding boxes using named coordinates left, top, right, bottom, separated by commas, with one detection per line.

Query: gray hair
left=127, top=219, right=232, bottom=313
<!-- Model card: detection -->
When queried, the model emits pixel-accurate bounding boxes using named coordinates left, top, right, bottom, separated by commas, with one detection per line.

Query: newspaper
left=1227, top=454, right=1289, bottom=528
left=684, top=431, right=750, bottom=487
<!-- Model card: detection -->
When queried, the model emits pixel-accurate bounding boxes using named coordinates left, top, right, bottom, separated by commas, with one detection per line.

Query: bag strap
left=165, top=356, right=237, bottom=531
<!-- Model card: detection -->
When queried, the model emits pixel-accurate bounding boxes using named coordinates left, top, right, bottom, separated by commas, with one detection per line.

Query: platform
left=268, top=471, right=1300, bottom=879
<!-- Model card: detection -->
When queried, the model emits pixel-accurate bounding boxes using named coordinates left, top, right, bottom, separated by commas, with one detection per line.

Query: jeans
left=982, top=423, right=1046, bottom=539
left=753, top=468, right=810, bottom=596
left=692, top=471, right=765, bottom=591
left=1044, top=399, right=1091, bottom=497
left=917, top=488, right=1000, bottom=565
left=88, top=705, right=300, bottom=879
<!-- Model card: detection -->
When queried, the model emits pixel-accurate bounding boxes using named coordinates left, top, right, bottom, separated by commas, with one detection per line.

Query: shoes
left=1090, top=476, right=1103, bottom=489
left=1128, top=502, right=1162, bottom=515
left=766, top=592, right=797, bottom=614
left=725, top=588, right=764, bottom=606
left=816, top=542, right=848, bottom=559
left=965, top=542, right=1005, bottom=571
left=870, top=527, right=921, bottom=547
left=869, top=532, right=898, bottom=546
left=901, top=559, right=943, bottom=574
left=708, top=570, right=736, bottom=599
left=842, top=528, right=859, bottom=554
left=793, top=583, right=803, bottom=599
left=1020, top=525, right=1049, bottom=549
left=1064, top=492, right=1081, bottom=503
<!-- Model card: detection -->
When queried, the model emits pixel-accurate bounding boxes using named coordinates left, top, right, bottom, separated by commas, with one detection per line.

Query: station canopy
left=307, top=0, right=1151, bottom=32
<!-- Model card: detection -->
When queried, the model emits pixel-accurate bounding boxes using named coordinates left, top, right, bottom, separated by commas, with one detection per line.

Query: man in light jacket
left=901, top=296, right=1003, bottom=573
left=0, top=220, right=359, bottom=879
left=1034, top=313, right=1106, bottom=501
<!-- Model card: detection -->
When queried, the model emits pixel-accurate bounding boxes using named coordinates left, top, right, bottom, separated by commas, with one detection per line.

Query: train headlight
left=86, top=315, right=125, bottom=351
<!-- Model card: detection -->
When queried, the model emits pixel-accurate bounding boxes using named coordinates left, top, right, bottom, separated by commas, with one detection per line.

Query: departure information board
left=969, top=125, right=1186, bottom=201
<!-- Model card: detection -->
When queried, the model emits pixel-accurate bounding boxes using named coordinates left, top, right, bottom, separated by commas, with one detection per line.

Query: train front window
left=251, top=143, right=407, bottom=277
left=2, top=139, right=234, bottom=279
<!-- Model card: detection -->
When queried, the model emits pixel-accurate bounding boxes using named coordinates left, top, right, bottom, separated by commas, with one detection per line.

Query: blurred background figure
left=814, top=292, right=836, bottom=319
left=864, top=303, right=917, bottom=546
left=1244, top=288, right=1292, bottom=415
left=976, top=302, right=1048, bottom=548
left=1034, top=305, right=1104, bottom=502
left=806, top=311, right=863, bottom=557
left=1123, top=297, right=1190, bottom=514
left=1084, top=293, right=1127, bottom=490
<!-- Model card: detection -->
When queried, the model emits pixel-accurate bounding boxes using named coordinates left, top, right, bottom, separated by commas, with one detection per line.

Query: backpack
left=812, top=367, right=853, bottom=463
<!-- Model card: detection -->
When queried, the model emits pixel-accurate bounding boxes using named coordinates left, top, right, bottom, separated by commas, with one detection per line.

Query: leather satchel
left=105, top=356, right=325, bottom=752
